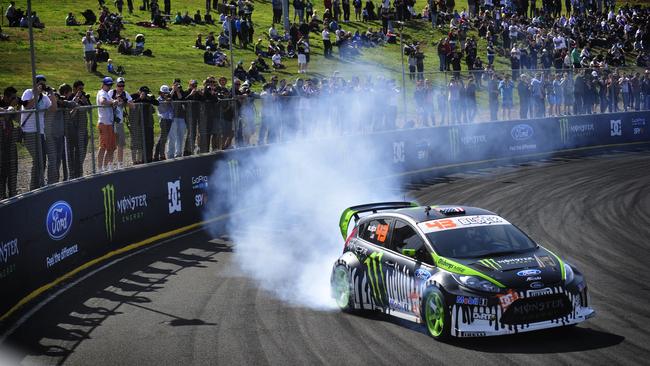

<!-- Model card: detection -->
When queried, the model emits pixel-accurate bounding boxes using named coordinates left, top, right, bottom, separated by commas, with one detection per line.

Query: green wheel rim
left=333, top=267, right=351, bottom=309
left=425, top=292, right=445, bottom=337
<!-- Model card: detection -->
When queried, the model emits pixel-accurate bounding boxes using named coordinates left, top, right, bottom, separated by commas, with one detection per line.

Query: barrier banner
left=0, top=111, right=648, bottom=320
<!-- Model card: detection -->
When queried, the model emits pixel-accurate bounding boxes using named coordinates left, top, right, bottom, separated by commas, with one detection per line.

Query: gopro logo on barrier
left=168, top=179, right=182, bottom=214
left=610, top=120, right=622, bottom=136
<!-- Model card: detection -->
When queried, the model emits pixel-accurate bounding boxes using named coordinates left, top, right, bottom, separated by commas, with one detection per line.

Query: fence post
left=89, top=107, right=96, bottom=174
left=140, top=104, right=147, bottom=164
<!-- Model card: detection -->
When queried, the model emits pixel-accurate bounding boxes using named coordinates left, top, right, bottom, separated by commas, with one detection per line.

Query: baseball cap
left=116, top=77, right=126, bottom=84
left=160, top=85, right=170, bottom=93
left=139, top=86, right=151, bottom=93
left=102, top=77, right=114, bottom=85
left=35, top=74, right=47, bottom=83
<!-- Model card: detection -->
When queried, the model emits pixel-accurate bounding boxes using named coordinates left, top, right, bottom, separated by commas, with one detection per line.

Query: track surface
left=2, top=149, right=650, bottom=365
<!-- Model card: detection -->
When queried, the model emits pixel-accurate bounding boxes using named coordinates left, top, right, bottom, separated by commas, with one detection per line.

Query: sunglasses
left=117, top=84, right=125, bottom=87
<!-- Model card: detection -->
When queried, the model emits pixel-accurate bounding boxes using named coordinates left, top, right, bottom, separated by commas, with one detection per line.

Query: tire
left=422, top=287, right=451, bottom=340
left=332, top=265, right=354, bottom=312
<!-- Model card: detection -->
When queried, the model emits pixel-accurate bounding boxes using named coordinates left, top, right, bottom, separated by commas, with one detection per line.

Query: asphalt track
left=2, top=147, right=650, bottom=365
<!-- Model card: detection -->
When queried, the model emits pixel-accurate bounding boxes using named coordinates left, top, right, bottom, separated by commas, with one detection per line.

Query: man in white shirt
left=108, top=77, right=134, bottom=169
left=82, top=30, right=97, bottom=73
left=96, top=77, right=117, bottom=171
left=21, top=74, right=57, bottom=189
left=322, top=27, right=331, bottom=57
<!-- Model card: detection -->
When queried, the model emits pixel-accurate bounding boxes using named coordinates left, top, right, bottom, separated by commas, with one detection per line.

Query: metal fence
left=1, top=73, right=649, bottom=201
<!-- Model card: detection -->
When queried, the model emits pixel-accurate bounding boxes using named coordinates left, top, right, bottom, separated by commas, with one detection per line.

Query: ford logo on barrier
left=46, top=201, right=73, bottom=240
left=511, top=124, right=534, bottom=141
left=517, top=269, right=541, bottom=277
left=530, top=281, right=545, bottom=289
left=415, top=268, right=432, bottom=280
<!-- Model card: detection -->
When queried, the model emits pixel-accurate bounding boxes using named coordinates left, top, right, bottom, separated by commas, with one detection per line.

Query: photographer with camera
left=65, top=81, right=91, bottom=179
left=154, top=84, right=173, bottom=161
left=47, top=84, right=79, bottom=183
left=108, top=77, right=134, bottom=169
left=130, top=86, right=158, bottom=164
left=21, top=75, right=58, bottom=190
left=0, top=86, right=20, bottom=199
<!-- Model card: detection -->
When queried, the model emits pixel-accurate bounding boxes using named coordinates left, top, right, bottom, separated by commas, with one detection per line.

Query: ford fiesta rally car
left=330, top=202, right=595, bottom=339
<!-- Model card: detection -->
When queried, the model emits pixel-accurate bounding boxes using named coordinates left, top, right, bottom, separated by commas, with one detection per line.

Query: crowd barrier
left=0, top=110, right=648, bottom=322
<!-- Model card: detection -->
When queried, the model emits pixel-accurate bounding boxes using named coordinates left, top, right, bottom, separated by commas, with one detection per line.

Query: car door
left=357, top=217, right=393, bottom=309
left=384, top=219, right=435, bottom=317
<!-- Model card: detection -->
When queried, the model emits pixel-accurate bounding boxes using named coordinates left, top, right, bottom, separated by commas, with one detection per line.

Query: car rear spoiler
left=338, top=201, right=418, bottom=239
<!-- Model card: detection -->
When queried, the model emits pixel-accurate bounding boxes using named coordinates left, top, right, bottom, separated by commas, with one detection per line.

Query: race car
left=330, top=202, right=595, bottom=339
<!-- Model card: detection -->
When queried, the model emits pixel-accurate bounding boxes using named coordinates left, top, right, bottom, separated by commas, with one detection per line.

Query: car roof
left=366, top=205, right=498, bottom=224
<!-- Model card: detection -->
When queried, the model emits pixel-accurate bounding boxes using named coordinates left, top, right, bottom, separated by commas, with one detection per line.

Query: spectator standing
left=322, top=27, right=332, bottom=57
left=66, top=81, right=90, bottom=178
left=109, top=77, right=134, bottom=169
left=342, top=0, right=350, bottom=22
left=631, top=73, right=641, bottom=111
left=167, top=79, right=187, bottom=158
left=517, top=74, right=530, bottom=119
left=415, top=45, right=425, bottom=81
left=155, top=85, right=173, bottom=161
left=272, top=0, right=283, bottom=24
left=22, top=75, right=57, bottom=189
left=573, top=71, right=585, bottom=115
left=294, top=0, right=305, bottom=23
left=620, top=74, right=631, bottom=112
left=448, top=77, right=462, bottom=124
left=82, top=31, right=97, bottom=73
left=561, top=73, right=574, bottom=116
left=183, top=80, right=203, bottom=155
left=530, top=73, right=544, bottom=117
left=498, top=74, right=514, bottom=120
left=130, top=86, right=158, bottom=164
left=642, top=71, right=650, bottom=110
left=0, top=87, right=19, bottom=199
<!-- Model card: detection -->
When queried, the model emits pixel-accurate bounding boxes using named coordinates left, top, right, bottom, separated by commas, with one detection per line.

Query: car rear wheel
left=423, top=288, right=451, bottom=340
left=332, top=265, right=353, bottom=311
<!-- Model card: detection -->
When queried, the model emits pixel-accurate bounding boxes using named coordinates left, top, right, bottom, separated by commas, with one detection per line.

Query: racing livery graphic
left=331, top=202, right=594, bottom=339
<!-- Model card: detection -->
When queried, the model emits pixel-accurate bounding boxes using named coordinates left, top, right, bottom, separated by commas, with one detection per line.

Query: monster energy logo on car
left=449, top=127, right=460, bottom=159
left=559, top=118, right=569, bottom=144
left=102, top=184, right=116, bottom=241
left=478, top=258, right=502, bottom=270
left=364, top=252, right=385, bottom=305
left=228, top=159, right=240, bottom=198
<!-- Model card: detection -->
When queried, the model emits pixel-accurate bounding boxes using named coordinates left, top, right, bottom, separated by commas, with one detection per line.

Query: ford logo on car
left=517, top=269, right=542, bottom=277
left=415, top=268, right=431, bottom=280
left=529, top=281, right=545, bottom=289
left=511, top=124, right=534, bottom=141
left=46, top=201, right=73, bottom=240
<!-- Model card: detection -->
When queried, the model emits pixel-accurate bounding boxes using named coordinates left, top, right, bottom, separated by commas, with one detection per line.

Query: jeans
left=24, top=132, right=46, bottom=190
left=431, top=13, right=437, bottom=28
left=46, top=135, right=64, bottom=184
left=167, top=118, right=186, bottom=158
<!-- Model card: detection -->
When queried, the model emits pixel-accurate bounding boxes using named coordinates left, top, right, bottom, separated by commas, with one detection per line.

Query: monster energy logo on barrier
left=449, top=127, right=460, bottom=159
left=102, top=184, right=116, bottom=241
left=478, top=258, right=502, bottom=270
left=227, top=159, right=240, bottom=197
left=364, top=252, right=385, bottom=305
left=559, top=118, right=569, bottom=144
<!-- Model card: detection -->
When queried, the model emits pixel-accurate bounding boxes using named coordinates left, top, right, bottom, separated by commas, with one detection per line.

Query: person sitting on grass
left=107, top=58, right=115, bottom=73
left=272, top=51, right=285, bottom=69
left=213, top=48, right=230, bottom=67
left=255, top=54, right=270, bottom=71
left=195, top=34, right=205, bottom=49
left=247, top=61, right=266, bottom=83
left=194, top=10, right=204, bottom=25
left=174, top=11, right=183, bottom=24
left=204, top=46, right=216, bottom=65
left=218, top=31, right=230, bottom=49
left=205, top=11, right=214, bottom=25
left=66, top=12, right=81, bottom=26
left=234, top=61, right=249, bottom=81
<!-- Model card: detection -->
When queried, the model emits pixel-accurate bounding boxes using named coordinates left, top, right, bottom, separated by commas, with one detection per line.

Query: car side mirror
left=402, top=248, right=416, bottom=258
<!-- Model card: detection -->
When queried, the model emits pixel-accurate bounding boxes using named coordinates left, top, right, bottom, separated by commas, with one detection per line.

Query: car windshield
left=425, top=224, right=537, bottom=259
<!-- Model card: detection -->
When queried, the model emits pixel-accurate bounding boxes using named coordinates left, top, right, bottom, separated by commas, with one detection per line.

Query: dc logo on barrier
left=610, top=120, right=622, bottom=137
left=45, top=201, right=73, bottom=240
left=393, top=141, right=405, bottom=163
left=168, top=179, right=182, bottom=214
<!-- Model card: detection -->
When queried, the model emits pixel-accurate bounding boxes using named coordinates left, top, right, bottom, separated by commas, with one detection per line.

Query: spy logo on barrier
left=610, top=120, right=622, bottom=136
left=167, top=179, right=182, bottom=214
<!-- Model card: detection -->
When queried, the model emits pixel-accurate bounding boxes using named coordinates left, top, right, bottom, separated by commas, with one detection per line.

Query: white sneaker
left=107, top=163, right=113, bottom=171
left=117, top=162, right=123, bottom=169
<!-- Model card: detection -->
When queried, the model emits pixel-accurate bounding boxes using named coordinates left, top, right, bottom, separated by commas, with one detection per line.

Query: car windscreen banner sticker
left=418, top=215, right=511, bottom=233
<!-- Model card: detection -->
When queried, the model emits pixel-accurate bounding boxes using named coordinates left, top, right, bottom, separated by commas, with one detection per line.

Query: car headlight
left=564, top=263, right=575, bottom=283
left=454, top=275, right=501, bottom=293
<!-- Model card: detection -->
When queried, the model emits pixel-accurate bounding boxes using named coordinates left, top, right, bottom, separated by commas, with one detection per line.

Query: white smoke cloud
left=206, top=94, right=407, bottom=310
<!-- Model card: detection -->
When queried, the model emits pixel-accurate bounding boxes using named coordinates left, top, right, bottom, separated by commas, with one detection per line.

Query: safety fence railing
left=2, top=74, right=649, bottom=201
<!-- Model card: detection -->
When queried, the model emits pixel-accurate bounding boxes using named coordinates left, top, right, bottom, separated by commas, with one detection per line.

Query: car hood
left=460, top=247, right=564, bottom=290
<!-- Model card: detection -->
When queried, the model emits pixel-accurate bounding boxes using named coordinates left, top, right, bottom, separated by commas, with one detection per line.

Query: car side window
left=360, top=218, right=392, bottom=247
left=392, top=220, right=433, bottom=264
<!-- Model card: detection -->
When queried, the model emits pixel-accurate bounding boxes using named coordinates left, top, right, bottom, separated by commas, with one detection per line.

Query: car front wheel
left=423, top=287, right=451, bottom=340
